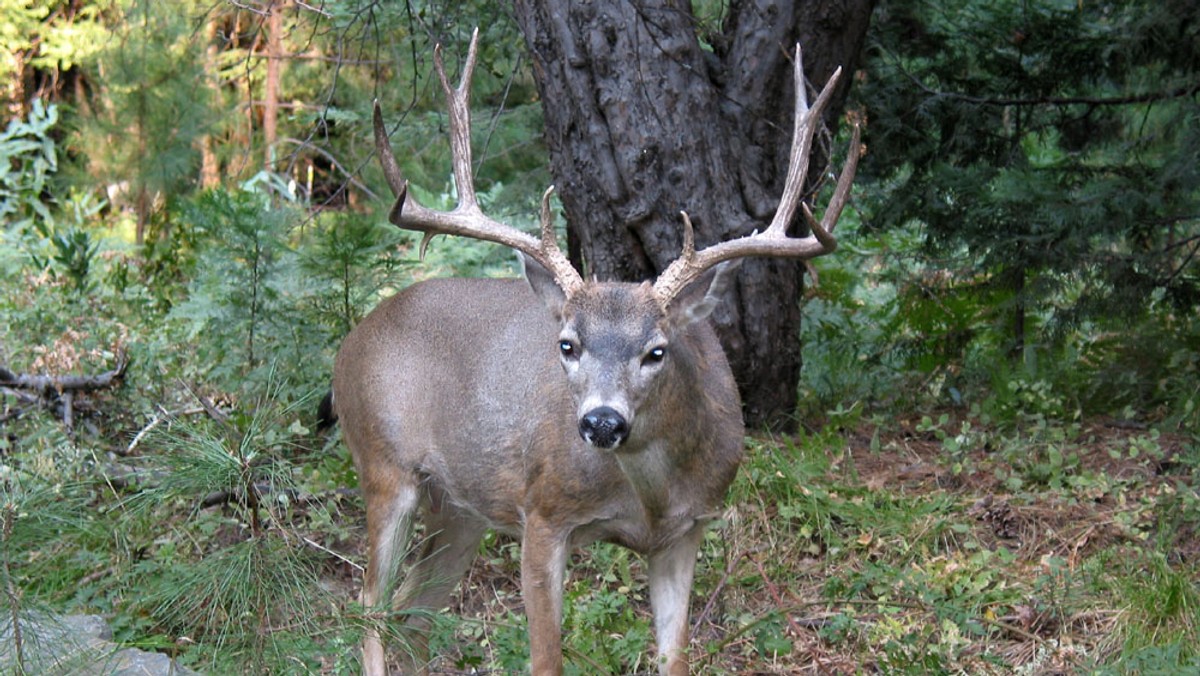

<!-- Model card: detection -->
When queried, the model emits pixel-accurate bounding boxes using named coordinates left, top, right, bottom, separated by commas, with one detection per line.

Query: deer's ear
left=520, top=252, right=567, bottom=317
left=667, top=259, right=741, bottom=328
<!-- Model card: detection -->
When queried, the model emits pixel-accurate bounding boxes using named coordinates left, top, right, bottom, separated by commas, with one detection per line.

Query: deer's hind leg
left=359, top=460, right=421, bottom=676
left=392, top=490, right=486, bottom=674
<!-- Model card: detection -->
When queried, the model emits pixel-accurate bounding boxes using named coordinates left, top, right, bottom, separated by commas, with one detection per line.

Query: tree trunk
left=511, top=0, right=875, bottom=429
left=135, top=91, right=148, bottom=245
left=199, top=15, right=221, bottom=189
left=263, top=1, right=283, bottom=172
left=5, top=50, right=27, bottom=119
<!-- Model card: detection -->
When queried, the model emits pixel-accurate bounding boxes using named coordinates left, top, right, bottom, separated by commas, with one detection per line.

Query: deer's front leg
left=522, top=515, right=569, bottom=675
left=648, top=527, right=704, bottom=676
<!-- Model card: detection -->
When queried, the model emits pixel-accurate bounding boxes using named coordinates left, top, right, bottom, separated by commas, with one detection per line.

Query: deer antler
left=373, top=28, right=583, bottom=295
left=653, top=44, right=862, bottom=304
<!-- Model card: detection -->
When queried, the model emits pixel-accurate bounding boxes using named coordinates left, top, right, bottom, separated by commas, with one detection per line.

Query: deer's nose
left=579, top=406, right=629, bottom=449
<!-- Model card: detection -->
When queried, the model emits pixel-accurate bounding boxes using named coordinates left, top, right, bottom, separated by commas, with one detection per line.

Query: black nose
left=579, top=406, right=629, bottom=449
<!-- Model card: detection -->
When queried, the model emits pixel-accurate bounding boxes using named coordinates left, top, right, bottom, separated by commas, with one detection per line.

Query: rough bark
left=510, top=0, right=875, bottom=429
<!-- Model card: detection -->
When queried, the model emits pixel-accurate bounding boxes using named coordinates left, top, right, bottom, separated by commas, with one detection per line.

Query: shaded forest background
left=1, top=0, right=1197, bottom=673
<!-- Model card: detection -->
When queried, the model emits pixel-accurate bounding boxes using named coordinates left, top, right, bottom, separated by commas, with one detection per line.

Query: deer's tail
left=316, top=390, right=338, bottom=432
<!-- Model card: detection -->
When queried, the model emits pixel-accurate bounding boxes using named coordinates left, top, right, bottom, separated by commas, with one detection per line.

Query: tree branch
left=905, top=68, right=1200, bottom=108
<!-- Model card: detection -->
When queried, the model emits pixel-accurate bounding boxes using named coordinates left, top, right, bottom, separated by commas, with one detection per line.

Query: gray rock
left=0, top=613, right=197, bottom=675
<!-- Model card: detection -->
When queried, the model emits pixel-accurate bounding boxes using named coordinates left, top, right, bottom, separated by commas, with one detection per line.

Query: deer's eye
left=643, top=346, right=666, bottom=366
left=559, top=340, right=578, bottom=360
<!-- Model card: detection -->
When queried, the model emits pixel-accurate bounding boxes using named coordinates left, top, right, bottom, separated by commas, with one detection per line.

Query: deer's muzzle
left=579, top=406, right=629, bottom=449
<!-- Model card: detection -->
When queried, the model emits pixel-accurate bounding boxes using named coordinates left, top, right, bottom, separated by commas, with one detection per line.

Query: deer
left=325, top=29, right=860, bottom=676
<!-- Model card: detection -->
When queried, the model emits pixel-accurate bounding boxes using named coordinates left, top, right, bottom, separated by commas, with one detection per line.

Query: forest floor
left=307, top=415, right=1198, bottom=674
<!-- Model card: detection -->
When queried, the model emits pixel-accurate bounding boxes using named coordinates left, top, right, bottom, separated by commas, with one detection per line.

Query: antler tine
left=653, top=44, right=861, bottom=304
left=801, top=120, right=862, bottom=243
left=373, top=28, right=582, bottom=294
left=373, top=101, right=407, bottom=198
left=765, top=58, right=842, bottom=236
left=433, top=30, right=480, bottom=211
left=539, top=186, right=558, bottom=249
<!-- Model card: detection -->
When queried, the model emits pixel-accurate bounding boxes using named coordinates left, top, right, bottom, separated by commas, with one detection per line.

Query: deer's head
left=520, top=254, right=740, bottom=450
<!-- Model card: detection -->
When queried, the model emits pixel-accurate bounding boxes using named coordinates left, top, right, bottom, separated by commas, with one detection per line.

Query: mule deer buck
left=327, top=29, right=859, bottom=675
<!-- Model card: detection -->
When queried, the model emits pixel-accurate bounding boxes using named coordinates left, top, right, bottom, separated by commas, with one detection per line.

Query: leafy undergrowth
left=3, top=392, right=1197, bottom=673
left=399, top=417, right=1199, bottom=674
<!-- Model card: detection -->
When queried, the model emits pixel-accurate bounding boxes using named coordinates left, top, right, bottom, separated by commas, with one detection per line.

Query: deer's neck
left=613, top=346, right=722, bottom=525
left=613, top=439, right=675, bottom=520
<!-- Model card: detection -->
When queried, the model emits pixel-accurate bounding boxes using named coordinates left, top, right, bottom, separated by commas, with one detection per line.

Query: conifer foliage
left=860, top=0, right=1200, bottom=350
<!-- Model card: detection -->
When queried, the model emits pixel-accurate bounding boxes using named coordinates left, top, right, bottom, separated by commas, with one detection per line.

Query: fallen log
left=0, top=352, right=129, bottom=437
left=0, top=352, right=129, bottom=397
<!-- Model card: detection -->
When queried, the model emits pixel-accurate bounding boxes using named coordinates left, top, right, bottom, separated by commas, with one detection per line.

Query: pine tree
left=73, top=0, right=213, bottom=243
